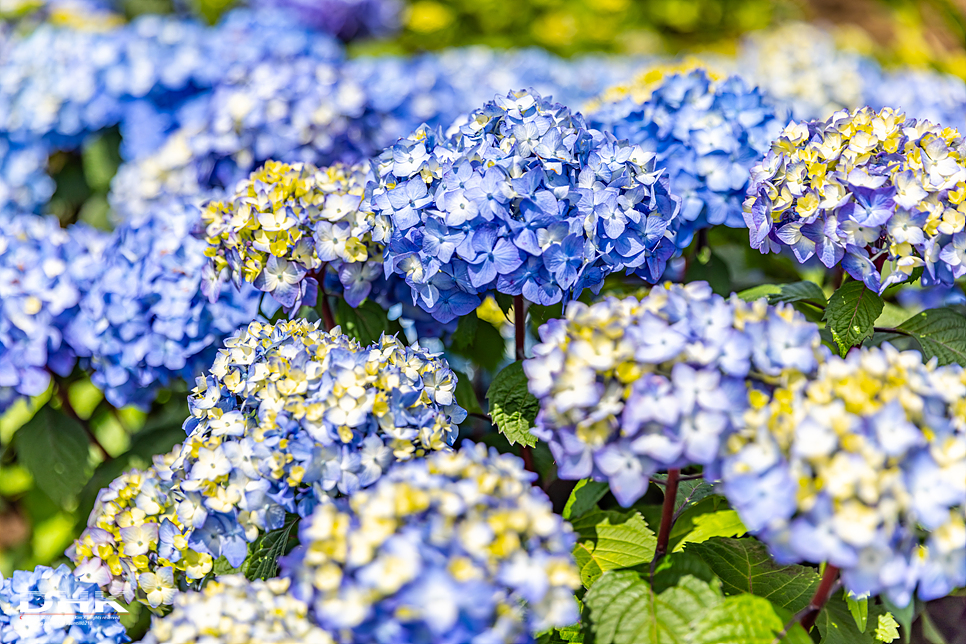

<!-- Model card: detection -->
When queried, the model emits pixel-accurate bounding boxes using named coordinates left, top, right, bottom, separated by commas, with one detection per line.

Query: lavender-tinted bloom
left=0, top=564, right=130, bottom=644
left=722, top=344, right=966, bottom=605
left=370, top=89, right=681, bottom=323
left=251, top=0, right=400, bottom=40
left=590, top=69, right=788, bottom=248
left=0, top=213, right=107, bottom=412
left=745, top=107, right=966, bottom=293
left=281, top=444, right=580, bottom=643
left=523, top=281, right=826, bottom=506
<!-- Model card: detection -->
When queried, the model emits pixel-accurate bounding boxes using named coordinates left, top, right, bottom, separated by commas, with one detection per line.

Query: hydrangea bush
left=282, top=444, right=580, bottom=643
left=524, top=282, right=825, bottom=506
left=722, top=343, right=966, bottom=605
left=2, top=5, right=966, bottom=644
left=745, top=107, right=966, bottom=293
left=369, top=89, right=680, bottom=322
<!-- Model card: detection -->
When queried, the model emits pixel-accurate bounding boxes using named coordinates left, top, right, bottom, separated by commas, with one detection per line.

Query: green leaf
left=583, top=571, right=718, bottom=644
left=685, top=537, right=820, bottom=613
left=816, top=593, right=887, bottom=644
left=823, top=281, right=883, bottom=356
left=673, top=510, right=746, bottom=552
left=650, top=552, right=716, bottom=594
left=14, top=405, right=91, bottom=506
left=584, top=572, right=795, bottom=644
left=529, top=303, right=564, bottom=334
left=451, top=312, right=479, bottom=351
left=245, top=515, right=299, bottom=581
left=768, top=281, right=828, bottom=308
left=847, top=594, right=869, bottom=633
left=212, top=555, right=243, bottom=576
left=685, top=248, right=731, bottom=296
left=537, top=624, right=584, bottom=643
left=453, top=369, right=483, bottom=416
left=448, top=314, right=507, bottom=373
left=81, top=129, right=122, bottom=193
left=334, top=298, right=405, bottom=346
left=896, top=308, right=966, bottom=367
left=674, top=479, right=716, bottom=515
left=563, top=479, right=610, bottom=520
left=571, top=508, right=657, bottom=588
left=689, top=593, right=786, bottom=644
left=919, top=611, right=948, bottom=644
left=736, top=284, right=782, bottom=301
left=874, top=613, right=900, bottom=643
left=880, top=597, right=914, bottom=644
left=486, top=362, right=539, bottom=447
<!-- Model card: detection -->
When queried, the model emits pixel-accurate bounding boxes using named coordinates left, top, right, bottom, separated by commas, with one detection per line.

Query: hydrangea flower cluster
left=68, top=450, right=215, bottom=607
left=282, top=443, right=580, bottom=643
left=175, top=319, right=466, bottom=566
left=590, top=68, right=788, bottom=246
left=0, top=136, right=54, bottom=215
left=864, top=68, right=966, bottom=133
left=200, top=160, right=382, bottom=311
left=0, top=213, right=107, bottom=412
left=64, top=203, right=264, bottom=409
left=524, top=281, right=826, bottom=506
left=745, top=107, right=966, bottom=293
left=0, top=564, right=130, bottom=644
left=722, top=344, right=966, bottom=605
left=369, top=88, right=680, bottom=323
left=141, top=575, right=334, bottom=644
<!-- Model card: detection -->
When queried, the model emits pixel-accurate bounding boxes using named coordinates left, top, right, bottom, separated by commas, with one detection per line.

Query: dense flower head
left=738, top=22, right=864, bottom=120
left=863, top=67, right=966, bottom=133
left=584, top=58, right=723, bottom=114
left=0, top=563, right=130, bottom=644
left=282, top=443, right=580, bottom=643
left=67, top=450, right=215, bottom=608
left=0, top=136, right=54, bottom=215
left=200, top=160, right=381, bottom=311
left=524, top=281, right=825, bottom=506
left=0, top=213, right=107, bottom=412
left=175, top=320, right=467, bottom=566
left=141, top=575, right=334, bottom=644
left=744, top=107, right=966, bottom=293
left=722, top=344, right=966, bottom=605
left=65, top=202, right=264, bottom=409
left=370, top=88, right=681, bottom=323
left=590, top=68, right=788, bottom=246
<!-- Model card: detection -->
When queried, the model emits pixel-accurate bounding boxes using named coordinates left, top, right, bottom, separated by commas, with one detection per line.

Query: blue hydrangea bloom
left=369, top=88, right=681, bottom=323
left=589, top=69, right=789, bottom=247
left=175, top=320, right=466, bottom=567
left=523, top=282, right=826, bottom=506
left=863, top=66, right=966, bottom=133
left=722, top=344, right=966, bottom=606
left=745, top=107, right=966, bottom=293
left=0, top=136, right=55, bottom=216
left=0, top=213, right=107, bottom=412
left=0, top=564, right=130, bottom=644
left=64, top=201, right=264, bottom=409
left=282, top=443, right=580, bottom=643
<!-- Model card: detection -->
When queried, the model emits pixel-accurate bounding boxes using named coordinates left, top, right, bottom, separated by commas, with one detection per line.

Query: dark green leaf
left=453, top=369, right=484, bottom=416
left=529, top=303, right=564, bottom=334
left=685, top=248, right=731, bottom=296
left=212, top=555, right=243, bottom=576
left=685, top=537, right=819, bottom=613
left=571, top=508, right=657, bottom=587
left=563, top=479, right=610, bottom=520
left=823, top=281, right=883, bottom=356
left=673, top=479, right=716, bottom=516
left=494, top=292, right=514, bottom=316
left=14, top=405, right=91, bottom=506
left=334, top=298, right=405, bottom=346
left=650, top=552, right=716, bottom=594
left=245, top=515, right=299, bottom=581
left=816, top=593, right=886, bottom=644
left=486, top=362, right=539, bottom=447
left=531, top=441, right=557, bottom=483
left=451, top=312, right=479, bottom=351
left=81, top=129, right=122, bottom=193
left=448, top=315, right=507, bottom=373
left=768, top=281, right=828, bottom=308
left=896, top=308, right=966, bottom=367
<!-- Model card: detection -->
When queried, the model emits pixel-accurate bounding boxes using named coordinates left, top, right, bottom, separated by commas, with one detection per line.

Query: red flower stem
left=514, top=294, right=526, bottom=362
left=653, top=468, right=680, bottom=564
left=799, top=564, right=840, bottom=632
